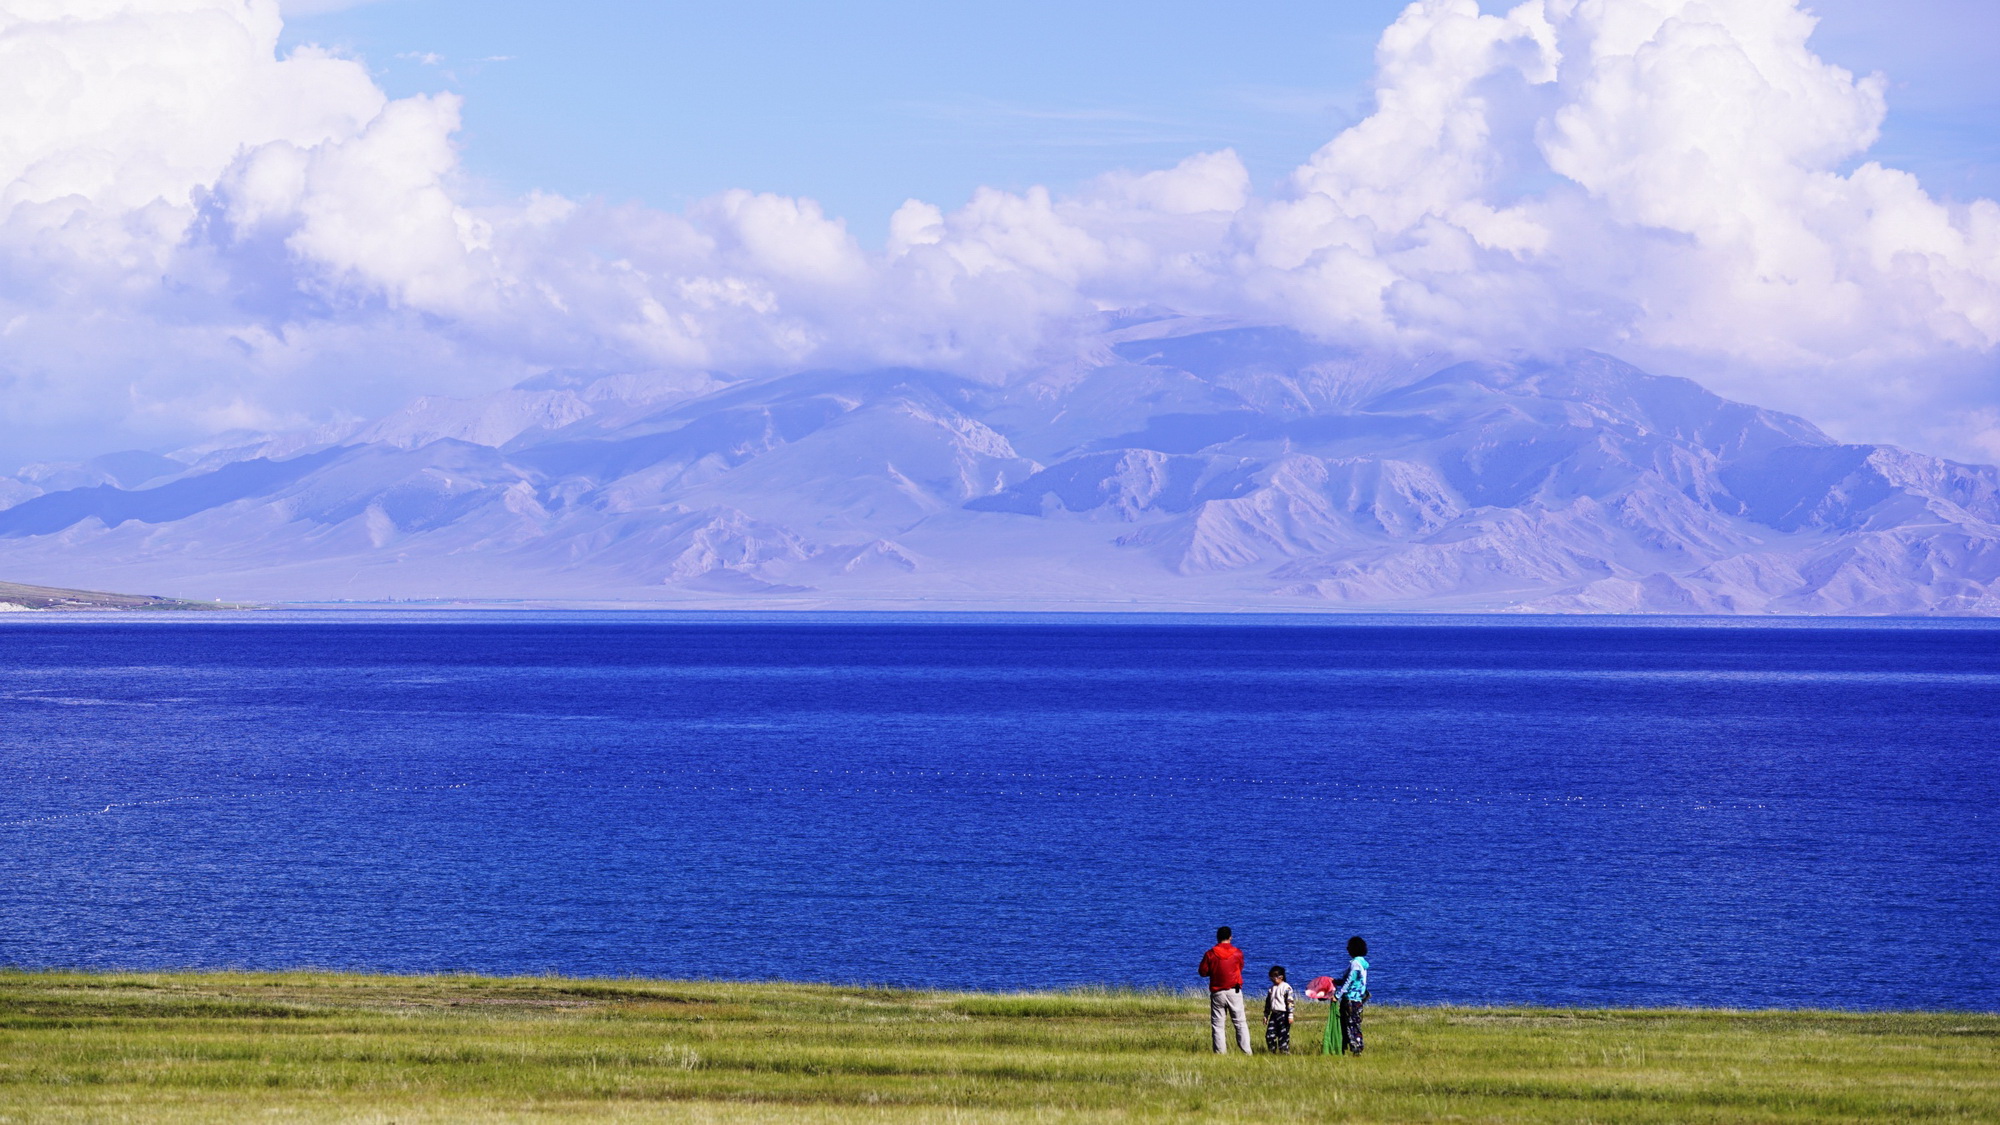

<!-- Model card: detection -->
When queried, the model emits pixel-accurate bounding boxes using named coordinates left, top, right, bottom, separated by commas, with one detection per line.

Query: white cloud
left=1236, top=0, right=2000, bottom=448
left=0, top=0, right=1995, bottom=465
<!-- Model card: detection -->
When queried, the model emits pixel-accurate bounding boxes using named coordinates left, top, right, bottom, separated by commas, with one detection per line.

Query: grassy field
left=0, top=971, right=1994, bottom=1123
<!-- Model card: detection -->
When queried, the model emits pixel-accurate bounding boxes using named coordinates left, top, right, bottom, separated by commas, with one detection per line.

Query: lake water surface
left=2, top=613, right=1994, bottom=1010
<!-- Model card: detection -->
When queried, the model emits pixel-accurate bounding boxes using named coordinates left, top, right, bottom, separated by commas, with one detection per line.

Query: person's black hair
left=1216, top=926, right=1232, bottom=942
left=1269, top=965, right=1286, bottom=979
left=1347, top=935, right=1368, bottom=957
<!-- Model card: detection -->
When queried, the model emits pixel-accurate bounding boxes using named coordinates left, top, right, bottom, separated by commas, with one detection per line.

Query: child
left=1263, top=965, right=1296, bottom=1054
left=1335, top=936, right=1370, bottom=1055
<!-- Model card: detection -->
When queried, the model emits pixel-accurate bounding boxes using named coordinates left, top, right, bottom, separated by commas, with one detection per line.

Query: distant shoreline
left=8, top=600, right=2000, bottom=628
left=0, top=578, right=234, bottom=612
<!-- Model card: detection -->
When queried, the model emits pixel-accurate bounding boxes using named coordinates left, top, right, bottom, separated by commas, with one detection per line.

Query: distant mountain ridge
left=2, top=321, right=1997, bottom=613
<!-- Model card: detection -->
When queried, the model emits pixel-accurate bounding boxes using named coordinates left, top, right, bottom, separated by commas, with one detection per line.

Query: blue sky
left=280, top=0, right=2000, bottom=244
left=1, top=0, right=1996, bottom=466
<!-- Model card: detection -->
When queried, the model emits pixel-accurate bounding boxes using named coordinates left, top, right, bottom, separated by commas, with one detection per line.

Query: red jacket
left=1198, top=942, right=1244, bottom=991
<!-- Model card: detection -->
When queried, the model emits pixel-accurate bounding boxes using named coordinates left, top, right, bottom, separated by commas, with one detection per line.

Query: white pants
left=1209, top=987, right=1252, bottom=1054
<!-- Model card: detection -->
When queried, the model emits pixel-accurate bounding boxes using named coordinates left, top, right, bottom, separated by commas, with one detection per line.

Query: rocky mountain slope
left=1, top=320, right=1996, bottom=613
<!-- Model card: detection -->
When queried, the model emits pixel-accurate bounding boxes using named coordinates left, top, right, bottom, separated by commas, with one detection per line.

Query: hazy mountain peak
left=0, top=326, right=1994, bottom=613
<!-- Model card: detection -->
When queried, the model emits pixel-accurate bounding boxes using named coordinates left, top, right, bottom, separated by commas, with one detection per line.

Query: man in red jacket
left=1198, top=925, right=1252, bottom=1054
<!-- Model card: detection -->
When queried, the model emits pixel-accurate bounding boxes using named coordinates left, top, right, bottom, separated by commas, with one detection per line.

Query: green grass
left=0, top=971, right=1994, bottom=1122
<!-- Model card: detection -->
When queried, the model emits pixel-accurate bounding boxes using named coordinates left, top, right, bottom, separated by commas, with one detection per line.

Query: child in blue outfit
left=1335, top=935, right=1370, bottom=1055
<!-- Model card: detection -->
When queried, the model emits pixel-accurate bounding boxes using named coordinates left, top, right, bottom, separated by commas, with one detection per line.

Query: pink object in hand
left=1304, top=975, right=1337, bottom=1001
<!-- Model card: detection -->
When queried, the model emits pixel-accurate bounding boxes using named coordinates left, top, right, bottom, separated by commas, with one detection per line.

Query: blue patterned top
left=1339, top=956, right=1369, bottom=1000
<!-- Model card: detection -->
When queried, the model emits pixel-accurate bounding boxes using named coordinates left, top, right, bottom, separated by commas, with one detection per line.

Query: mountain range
left=2, top=318, right=1997, bottom=613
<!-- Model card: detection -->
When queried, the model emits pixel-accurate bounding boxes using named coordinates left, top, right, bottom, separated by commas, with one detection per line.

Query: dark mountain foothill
left=0, top=579, right=220, bottom=611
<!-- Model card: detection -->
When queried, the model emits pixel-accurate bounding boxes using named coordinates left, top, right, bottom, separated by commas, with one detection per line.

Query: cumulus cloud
left=1242, top=0, right=2000, bottom=434
left=0, top=0, right=1996, bottom=465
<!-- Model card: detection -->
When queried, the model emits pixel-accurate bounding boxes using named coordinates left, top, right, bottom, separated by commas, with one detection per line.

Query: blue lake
left=1, top=613, right=1995, bottom=1010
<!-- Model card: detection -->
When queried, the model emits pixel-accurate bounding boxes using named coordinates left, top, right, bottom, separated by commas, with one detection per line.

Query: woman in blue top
left=1335, top=935, right=1370, bottom=1055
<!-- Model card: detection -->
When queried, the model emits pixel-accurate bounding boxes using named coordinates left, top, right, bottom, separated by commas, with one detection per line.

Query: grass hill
left=0, top=970, right=1993, bottom=1122
left=0, top=579, right=222, bottom=611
